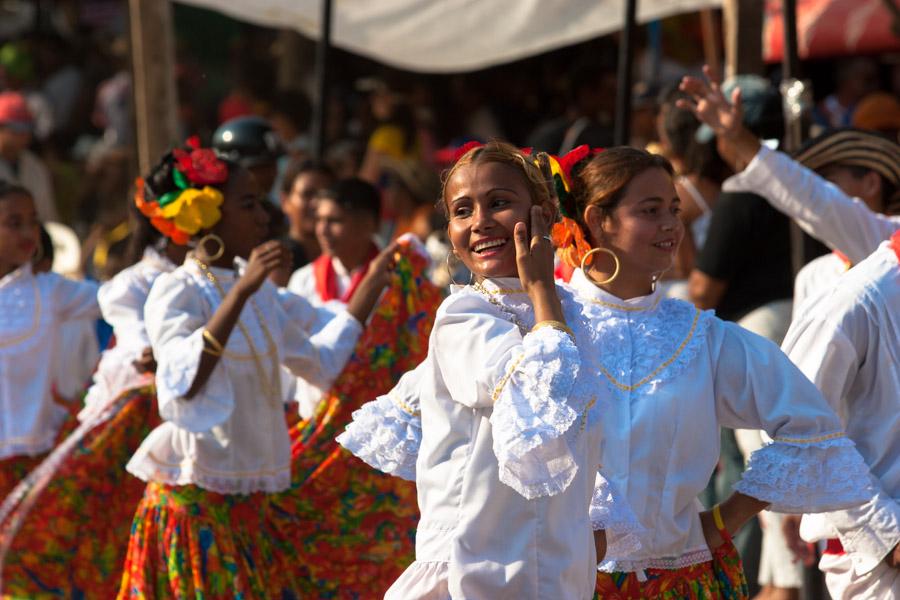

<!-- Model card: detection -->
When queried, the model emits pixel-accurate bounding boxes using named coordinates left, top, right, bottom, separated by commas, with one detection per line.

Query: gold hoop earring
left=197, top=233, right=225, bottom=262
left=445, top=252, right=471, bottom=286
left=580, top=247, right=620, bottom=286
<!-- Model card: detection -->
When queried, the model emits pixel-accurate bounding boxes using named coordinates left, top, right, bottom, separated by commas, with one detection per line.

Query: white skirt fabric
left=385, top=560, right=449, bottom=600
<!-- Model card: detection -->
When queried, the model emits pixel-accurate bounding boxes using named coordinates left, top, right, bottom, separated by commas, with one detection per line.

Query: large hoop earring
left=580, top=247, right=620, bottom=286
left=445, top=252, right=471, bottom=286
left=196, top=233, right=225, bottom=262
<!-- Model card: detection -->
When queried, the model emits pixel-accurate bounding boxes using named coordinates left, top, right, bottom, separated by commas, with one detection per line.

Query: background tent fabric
left=764, top=0, right=900, bottom=62
left=174, top=0, right=722, bottom=73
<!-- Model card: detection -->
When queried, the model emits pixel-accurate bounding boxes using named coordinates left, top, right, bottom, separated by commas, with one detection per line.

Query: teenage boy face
left=314, top=197, right=377, bottom=262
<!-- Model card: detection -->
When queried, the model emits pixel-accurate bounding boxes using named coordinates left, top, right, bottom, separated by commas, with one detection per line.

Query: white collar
left=568, top=268, right=663, bottom=312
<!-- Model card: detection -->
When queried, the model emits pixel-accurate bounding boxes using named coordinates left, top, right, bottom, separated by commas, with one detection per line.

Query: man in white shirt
left=287, top=178, right=382, bottom=418
left=0, top=91, right=58, bottom=222
left=781, top=234, right=900, bottom=599
left=288, top=178, right=382, bottom=309
left=785, top=129, right=900, bottom=316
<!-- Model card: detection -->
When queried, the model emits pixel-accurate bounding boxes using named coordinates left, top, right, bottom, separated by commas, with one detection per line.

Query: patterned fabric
left=594, top=539, right=749, bottom=600
left=0, top=386, right=159, bottom=599
left=0, top=455, right=43, bottom=505
left=0, top=390, right=78, bottom=501
left=117, top=482, right=302, bottom=600
left=272, top=241, right=442, bottom=599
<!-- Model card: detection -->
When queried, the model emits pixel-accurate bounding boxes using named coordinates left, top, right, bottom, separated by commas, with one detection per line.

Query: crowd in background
left=2, top=2, right=900, bottom=599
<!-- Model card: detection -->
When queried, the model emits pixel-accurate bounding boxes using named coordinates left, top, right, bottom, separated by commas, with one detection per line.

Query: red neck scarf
left=833, top=249, right=852, bottom=271
left=313, top=244, right=379, bottom=303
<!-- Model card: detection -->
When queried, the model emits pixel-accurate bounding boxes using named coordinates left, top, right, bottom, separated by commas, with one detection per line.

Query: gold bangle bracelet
left=201, top=345, right=222, bottom=357
left=712, top=504, right=726, bottom=531
left=202, top=329, right=225, bottom=354
left=531, top=320, right=575, bottom=340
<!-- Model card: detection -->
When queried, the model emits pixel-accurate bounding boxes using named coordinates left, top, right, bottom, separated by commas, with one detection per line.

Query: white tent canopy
left=174, top=0, right=722, bottom=73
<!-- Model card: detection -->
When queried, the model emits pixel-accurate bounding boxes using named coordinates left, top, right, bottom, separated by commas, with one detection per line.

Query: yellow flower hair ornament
left=159, top=186, right=223, bottom=236
left=133, top=137, right=229, bottom=245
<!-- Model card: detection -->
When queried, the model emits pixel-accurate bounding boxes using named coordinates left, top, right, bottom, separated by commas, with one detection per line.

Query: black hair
left=280, top=158, right=335, bottom=195
left=318, top=178, right=381, bottom=223
left=0, top=180, right=32, bottom=202
left=38, top=224, right=53, bottom=263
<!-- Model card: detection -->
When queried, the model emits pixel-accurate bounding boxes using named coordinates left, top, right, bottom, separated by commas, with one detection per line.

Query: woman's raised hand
left=237, top=240, right=291, bottom=296
left=514, top=204, right=556, bottom=295
left=677, top=65, right=744, bottom=140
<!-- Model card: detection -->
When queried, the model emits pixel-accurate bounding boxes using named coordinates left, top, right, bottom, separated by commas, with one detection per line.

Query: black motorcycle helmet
left=212, top=115, right=283, bottom=168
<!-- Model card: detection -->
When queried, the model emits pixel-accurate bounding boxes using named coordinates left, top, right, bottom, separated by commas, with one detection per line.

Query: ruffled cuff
left=734, top=433, right=874, bottom=513
left=490, top=326, right=581, bottom=500
left=336, top=392, right=421, bottom=482
left=590, top=472, right=645, bottom=558
left=156, top=329, right=234, bottom=432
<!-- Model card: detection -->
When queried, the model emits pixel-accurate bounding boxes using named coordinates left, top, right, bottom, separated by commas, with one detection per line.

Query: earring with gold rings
left=196, top=233, right=225, bottom=262
left=580, top=246, right=620, bottom=286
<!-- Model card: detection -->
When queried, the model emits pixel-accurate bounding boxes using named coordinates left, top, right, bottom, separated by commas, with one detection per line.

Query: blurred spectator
left=0, top=91, right=58, bottom=222
left=814, top=57, right=880, bottom=129
left=280, top=158, right=334, bottom=271
left=851, top=92, right=900, bottom=140
left=527, top=63, right=614, bottom=154
left=358, top=79, right=424, bottom=183
left=288, top=177, right=381, bottom=307
left=656, top=85, right=728, bottom=289
left=380, top=158, right=440, bottom=243
left=212, top=115, right=283, bottom=200
left=269, top=89, right=313, bottom=196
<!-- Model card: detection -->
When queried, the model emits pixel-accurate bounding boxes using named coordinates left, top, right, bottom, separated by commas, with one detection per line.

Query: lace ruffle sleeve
left=490, top=325, right=582, bottom=500
left=336, top=363, right=425, bottom=482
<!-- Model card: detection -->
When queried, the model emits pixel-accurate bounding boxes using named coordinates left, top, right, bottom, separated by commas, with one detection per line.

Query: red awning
left=764, top=0, right=900, bottom=62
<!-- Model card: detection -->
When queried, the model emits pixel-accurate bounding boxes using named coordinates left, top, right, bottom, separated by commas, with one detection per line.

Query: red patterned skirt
left=0, top=386, right=158, bottom=599
left=594, top=538, right=749, bottom=600
left=117, top=482, right=304, bottom=599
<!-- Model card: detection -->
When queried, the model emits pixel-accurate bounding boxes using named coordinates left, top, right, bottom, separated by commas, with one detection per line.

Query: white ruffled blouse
left=0, top=264, right=99, bottom=459
left=784, top=240, right=900, bottom=576
left=126, top=257, right=362, bottom=495
left=566, top=268, right=873, bottom=573
left=80, top=247, right=176, bottom=422
left=342, top=278, right=640, bottom=599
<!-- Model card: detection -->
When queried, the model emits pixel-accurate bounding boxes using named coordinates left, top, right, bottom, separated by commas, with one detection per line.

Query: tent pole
left=312, top=0, right=333, bottom=161
left=780, top=0, right=810, bottom=276
left=614, top=0, right=638, bottom=146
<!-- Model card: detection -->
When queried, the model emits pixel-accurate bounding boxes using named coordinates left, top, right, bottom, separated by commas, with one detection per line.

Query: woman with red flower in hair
left=110, top=139, right=398, bottom=598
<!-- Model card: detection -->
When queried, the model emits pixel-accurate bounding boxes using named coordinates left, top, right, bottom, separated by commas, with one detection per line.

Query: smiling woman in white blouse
left=114, top=138, right=396, bottom=599
left=550, top=146, right=875, bottom=599
left=0, top=181, right=99, bottom=500
left=362, top=141, right=638, bottom=600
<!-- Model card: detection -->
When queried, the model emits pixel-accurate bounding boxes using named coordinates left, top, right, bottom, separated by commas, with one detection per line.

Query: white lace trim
left=491, top=325, right=582, bottom=500
left=126, top=456, right=291, bottom=495
left=580, top=298, right=713, bottom=399
left=598, top=547, right=714, bottom=573
left=590, top=473, right=646, bottom=557
left=735, top=435, right=874, bottom=513
left=336, top=394, right=420, bottom=481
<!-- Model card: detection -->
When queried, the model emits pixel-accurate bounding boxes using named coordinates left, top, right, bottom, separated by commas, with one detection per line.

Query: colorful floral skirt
left=0, top=386, right=159, bottom=599
left=594, top=539, right=750, bottom=600
left=0, top=455, right=44, bottom=505
left=271, top=240, right=441, bottom=599
left=118, top=482, right=304, bottom=600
